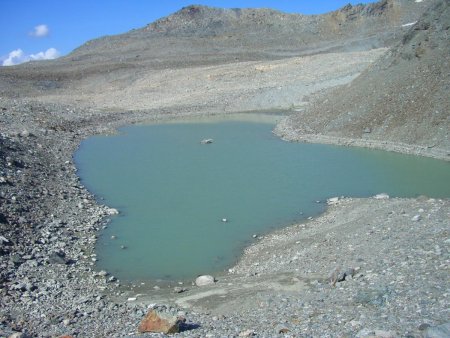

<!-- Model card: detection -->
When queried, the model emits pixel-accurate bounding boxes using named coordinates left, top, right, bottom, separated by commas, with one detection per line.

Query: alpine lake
left=74, top=114, right=450, bottom=282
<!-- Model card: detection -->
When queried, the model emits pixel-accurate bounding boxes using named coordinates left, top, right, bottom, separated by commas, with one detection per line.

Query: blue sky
left=0, top=0, right=376, bottom=66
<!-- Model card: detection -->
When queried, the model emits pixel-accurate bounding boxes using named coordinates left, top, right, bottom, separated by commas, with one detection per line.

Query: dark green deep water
left=74, top=118, right=450, bottom=281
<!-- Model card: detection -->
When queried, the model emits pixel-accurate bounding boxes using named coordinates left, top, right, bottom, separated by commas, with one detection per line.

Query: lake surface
left=74, top=116, right=450, bottom=281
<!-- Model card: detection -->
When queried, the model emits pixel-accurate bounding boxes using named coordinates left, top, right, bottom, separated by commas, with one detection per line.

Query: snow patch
left=402, top=21, right=417, bottom=27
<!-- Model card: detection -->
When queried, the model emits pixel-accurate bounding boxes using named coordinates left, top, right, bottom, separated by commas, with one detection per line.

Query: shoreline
left=1, top=98, right=449, bottom=337
left=274, top=116, right=450, bottom=162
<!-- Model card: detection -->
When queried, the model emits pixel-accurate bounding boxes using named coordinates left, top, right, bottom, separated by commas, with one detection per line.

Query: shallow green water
left=75, top=117, right=450, bottom=281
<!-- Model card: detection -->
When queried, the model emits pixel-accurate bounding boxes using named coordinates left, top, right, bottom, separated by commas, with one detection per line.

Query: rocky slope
left=281, top=0, right=450, bottom=152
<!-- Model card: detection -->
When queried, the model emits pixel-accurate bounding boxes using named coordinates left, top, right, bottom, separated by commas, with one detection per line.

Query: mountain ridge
left=65, top=0, right=428, bottom=65
left=0, top=0, right=430, bottom=101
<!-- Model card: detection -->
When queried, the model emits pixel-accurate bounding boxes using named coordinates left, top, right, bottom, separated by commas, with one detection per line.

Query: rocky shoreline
left=274, top=117, right=450, bottom=161
left=1, top=97, right=449, bottom=337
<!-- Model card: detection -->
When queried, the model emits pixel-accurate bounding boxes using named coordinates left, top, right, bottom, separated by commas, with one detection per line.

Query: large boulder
left=195, top=275, right=215, bottom=286
left=138, top=309, right=183, bottom=334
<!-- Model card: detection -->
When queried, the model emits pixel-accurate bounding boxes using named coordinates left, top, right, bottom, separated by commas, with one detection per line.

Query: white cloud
left=2, top=48, right=60, bottom=66
left=30, top=24, right=49, bottom=37
left=30, top=47, right=60, bottom=61
left=2, top=49, right=25, bottom=66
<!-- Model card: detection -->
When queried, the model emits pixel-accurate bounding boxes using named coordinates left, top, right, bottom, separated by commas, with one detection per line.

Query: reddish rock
left=138, top=309, right=182, bottom=334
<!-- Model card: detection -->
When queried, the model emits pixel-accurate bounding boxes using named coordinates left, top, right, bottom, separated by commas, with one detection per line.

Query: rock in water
left=138, top=309, right=182, bottom=334
left=374, top=193, right=390, bottom=200
left=106, top=207, right=119, bottom=215
left=195, top=275, right=215, bottom=286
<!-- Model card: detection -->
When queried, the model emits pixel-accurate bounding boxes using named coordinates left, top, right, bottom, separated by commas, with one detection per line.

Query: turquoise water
left=74, top=118, right=450, bottom=281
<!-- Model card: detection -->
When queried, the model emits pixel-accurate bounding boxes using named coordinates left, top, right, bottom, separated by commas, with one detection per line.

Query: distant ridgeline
left=64, top=0, right=430, bottom=65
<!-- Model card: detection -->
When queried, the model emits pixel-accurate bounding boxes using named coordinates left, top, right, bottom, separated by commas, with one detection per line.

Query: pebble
left=412, top=214, right=421, bottom=221
left=239, top=329, right=256, bottom=336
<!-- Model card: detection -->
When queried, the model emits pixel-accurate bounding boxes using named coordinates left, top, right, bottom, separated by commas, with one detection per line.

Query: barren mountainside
left=70, top=0, right=427, bottom=62
left=0, top=0, right=428, bottom=85
left=284, top=0, right=450, bottom=150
